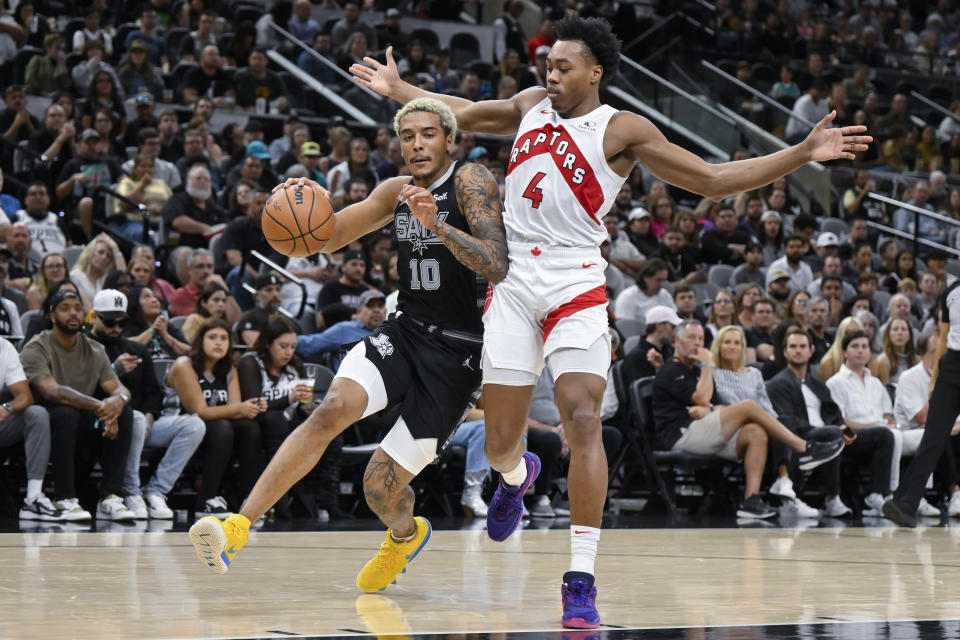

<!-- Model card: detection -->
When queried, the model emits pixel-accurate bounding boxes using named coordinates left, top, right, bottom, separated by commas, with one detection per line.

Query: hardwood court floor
left=2, top=522, right=960, bottom=639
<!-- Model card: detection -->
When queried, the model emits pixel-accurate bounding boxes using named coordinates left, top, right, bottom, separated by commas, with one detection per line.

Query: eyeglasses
left=715, top=298, right=733, bottom=305
left=100, top=317, right=126, bottom=328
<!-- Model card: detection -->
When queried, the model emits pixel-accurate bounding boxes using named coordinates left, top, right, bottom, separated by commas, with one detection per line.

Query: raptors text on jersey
left=504, top=98, right=628, bottom=248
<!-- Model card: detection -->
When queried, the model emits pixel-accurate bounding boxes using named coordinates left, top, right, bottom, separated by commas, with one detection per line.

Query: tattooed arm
left=399, top=163, right=509, bottom=284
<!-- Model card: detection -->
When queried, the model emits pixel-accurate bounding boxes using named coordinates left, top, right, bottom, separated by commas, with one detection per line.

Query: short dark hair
left=841, top=329, right=869, bottom=351
left=785, top=234, right=805, bottom=246
left=783, top=326, right=811, bottom=349
left=673, top=283, right=694, bottom=299
left=137, top=127, right=159, bottom=144
left=752, top=297, right=776, bottom=312
left=794, top=213, right=817, bottom=231
left=821, top=274, right=843, bottom=287
left=858, top=272, right=879, bottom=284
left=663, top=225, right=683, bottom=236
left=554, top=16, right=621, bottom=85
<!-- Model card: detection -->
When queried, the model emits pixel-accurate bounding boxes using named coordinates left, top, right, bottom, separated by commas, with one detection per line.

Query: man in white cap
left=621, top=305, right=681, bottom=382
left=88, top=289, right=206, bottom=520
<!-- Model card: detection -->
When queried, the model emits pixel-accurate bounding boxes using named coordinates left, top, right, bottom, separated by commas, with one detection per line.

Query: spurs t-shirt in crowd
left=20, top=330, right=116, bottom=397
left=197, top=369, right=229, bottom=407
left=11, top=210, right=67, bottom=256
left=652, top=357, right=720, bottom=450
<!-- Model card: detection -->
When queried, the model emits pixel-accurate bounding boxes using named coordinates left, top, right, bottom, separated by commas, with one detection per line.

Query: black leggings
left=201, top=419, right=264, bottom=502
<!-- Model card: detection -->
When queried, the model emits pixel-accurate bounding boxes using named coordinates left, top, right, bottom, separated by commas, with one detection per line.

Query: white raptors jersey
left=504, top=97, right=627, bottom=248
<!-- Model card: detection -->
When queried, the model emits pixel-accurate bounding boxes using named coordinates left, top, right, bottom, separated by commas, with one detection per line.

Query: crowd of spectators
left=2, top=0, right=960, bottom=527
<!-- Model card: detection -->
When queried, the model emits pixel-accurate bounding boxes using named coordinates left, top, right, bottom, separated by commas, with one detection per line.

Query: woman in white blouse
left=710, top=325, right=820, bottom=518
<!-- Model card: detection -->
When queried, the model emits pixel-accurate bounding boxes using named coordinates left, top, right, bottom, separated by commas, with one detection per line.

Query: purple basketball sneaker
left=486, top=451, right=540, bottom=542
left=561, top=571, right=600, bottom=629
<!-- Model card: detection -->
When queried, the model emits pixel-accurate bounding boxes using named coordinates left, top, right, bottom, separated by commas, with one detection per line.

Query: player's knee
left=563, top=404, right=602, bottom=439
left=310, top=392, right=358, bottom=435
left=363, top=481, right=390, bottom=512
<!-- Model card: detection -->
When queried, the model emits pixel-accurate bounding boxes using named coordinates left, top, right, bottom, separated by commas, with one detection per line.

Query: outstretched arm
left=400, top=163, right=509, bottom=284
left=616, top=110, right=872, bottom=200
left=350, top=46, right=536, bottom=136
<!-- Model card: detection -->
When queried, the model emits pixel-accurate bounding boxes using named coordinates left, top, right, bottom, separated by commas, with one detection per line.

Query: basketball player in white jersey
left=352, top=16, right=870, bottom=628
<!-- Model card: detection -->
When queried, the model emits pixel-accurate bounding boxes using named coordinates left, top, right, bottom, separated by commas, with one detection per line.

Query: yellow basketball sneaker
left=356, top=516, right=431, bottom=592
left=189, top=514, right=250, bottom=574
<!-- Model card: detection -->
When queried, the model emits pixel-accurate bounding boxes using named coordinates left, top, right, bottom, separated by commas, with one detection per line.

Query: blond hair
left=817, top=315, right=864, bottom=381
left=393, top=98, right=458, bottom=138
left=711, top=325, right=747, bottom=371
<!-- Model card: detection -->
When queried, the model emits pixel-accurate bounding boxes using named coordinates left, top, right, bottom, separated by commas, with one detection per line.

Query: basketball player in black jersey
left=189, top=98, right=509, bottom=590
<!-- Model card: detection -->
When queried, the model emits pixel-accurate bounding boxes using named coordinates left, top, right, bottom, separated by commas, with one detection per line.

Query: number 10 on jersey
left=410, top=258, right=440, bottom=290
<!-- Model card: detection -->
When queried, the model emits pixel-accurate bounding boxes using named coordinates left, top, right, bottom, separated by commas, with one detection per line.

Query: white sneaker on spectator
left=145, top=494, right=174, bottom=519
left=780, top=497, right=820, bottom=519
left=124, top=494, right=148, bottom=519
left=529, top=495, right=555, bottom=517
left=200, top=496, right=232, bottom=519
left=19, top=494, right=65, bottom=521
left=824, top=495, right=852, bottom=517
left=917, top=497, right=941, bottom=518
left=97, top=494, right=137, bottom=521
left=769, top=476, right=796, bottom=500
left=949, top=491, right=960, bottom=517
left=52, top=498, right=92, bottom=521
left=863, top=492, right=886, bottom=516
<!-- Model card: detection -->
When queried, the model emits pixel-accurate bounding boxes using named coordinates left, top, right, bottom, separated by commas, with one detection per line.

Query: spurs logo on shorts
left=370, top=334, right=394, bottom=359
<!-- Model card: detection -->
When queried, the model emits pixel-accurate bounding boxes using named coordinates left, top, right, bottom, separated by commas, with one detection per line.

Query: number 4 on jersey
left=522, top=172, right=547, bottom=209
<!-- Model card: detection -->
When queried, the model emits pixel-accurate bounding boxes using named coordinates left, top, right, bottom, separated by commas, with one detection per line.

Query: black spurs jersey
left=393, top=160, right=484, bottom=334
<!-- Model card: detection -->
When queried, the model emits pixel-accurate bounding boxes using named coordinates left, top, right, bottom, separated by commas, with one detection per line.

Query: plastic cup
left=299, top=379, right=315, bottom=402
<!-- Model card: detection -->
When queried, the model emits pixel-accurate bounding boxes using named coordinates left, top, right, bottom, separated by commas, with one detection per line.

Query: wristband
left=695, top=361, right=713, bottom=368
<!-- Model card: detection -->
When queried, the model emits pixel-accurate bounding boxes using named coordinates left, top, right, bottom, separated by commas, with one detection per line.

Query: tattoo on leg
left=364, top=456, right=401, bottom=498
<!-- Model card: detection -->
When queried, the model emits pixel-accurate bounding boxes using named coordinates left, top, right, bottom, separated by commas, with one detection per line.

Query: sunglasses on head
left=101, top=317, right=126, bottom=328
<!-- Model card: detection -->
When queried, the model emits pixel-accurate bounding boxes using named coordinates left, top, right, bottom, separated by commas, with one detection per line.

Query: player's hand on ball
left=272, top=178, right=331, bottom=201
left=399, top=184, right=438, bottom=230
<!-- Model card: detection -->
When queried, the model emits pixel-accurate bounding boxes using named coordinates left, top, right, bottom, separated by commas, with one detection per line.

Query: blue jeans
left=449, top=419, right=489, bottom=475
left=110, top=220, right=148, bottom=244
left=226, top=265, right=256, bottom=310
left=124, top=411, right=206, bottom=497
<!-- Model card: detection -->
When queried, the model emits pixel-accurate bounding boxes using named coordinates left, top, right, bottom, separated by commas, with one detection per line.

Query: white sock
left=570, top=525, right=601, bottom=574
left=26, top=479, right=43, bottom=503
left=500, top=457, right=528, bottom=488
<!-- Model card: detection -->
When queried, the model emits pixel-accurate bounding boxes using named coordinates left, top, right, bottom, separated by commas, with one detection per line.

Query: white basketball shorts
left=482, top=240, right=611, bottom=384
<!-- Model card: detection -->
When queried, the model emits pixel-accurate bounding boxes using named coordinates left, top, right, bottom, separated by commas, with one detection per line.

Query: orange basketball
left=261, top=185, right=335, bottom=258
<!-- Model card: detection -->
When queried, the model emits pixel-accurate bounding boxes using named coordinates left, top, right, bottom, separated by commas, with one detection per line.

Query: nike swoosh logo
left=573, top=530, right=590, bottom=534
left=226, top=545, right=241, bottom=554
left=582, top=262, right=597, bottom=268
left=540, top=109, right=552, bottom=114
